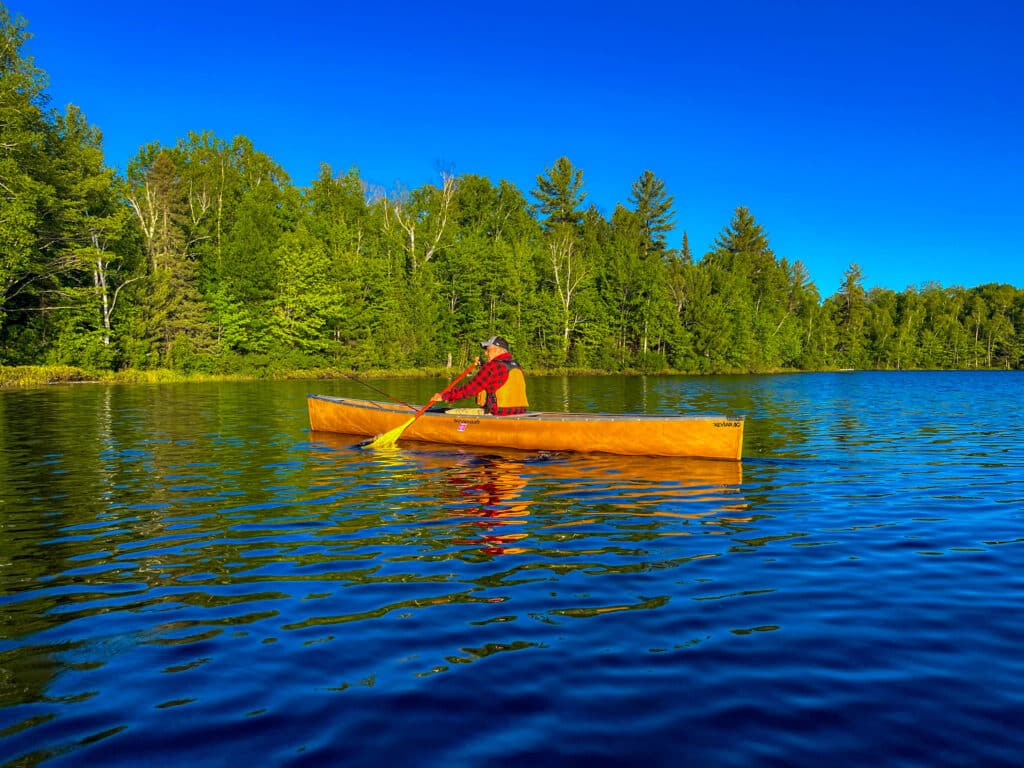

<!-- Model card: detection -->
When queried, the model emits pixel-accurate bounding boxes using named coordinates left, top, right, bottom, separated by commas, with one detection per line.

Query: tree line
left=2, top=7, right=1021, bottom=377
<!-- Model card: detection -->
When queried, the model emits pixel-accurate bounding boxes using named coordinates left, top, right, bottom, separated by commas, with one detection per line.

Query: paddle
left=363, top=360, right=478, bottom=450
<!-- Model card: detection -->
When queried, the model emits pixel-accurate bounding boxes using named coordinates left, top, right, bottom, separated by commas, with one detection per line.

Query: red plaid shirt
left=443, top=353, right=527, bottom=416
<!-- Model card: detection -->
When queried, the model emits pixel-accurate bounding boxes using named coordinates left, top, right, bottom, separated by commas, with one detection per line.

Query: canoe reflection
left=312, top=435, right=748, bottom=555
left=441, top=456, right=532, bottom=555
left=411, top=448, right=747, bottom=555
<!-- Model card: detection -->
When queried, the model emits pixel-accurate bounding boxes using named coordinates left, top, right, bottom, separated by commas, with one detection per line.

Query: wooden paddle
left=363, top=360, right=477, bottom=449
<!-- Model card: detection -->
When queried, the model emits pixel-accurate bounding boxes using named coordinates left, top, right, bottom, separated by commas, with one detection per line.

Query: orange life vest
left=475, top=359, right=529, bottom=412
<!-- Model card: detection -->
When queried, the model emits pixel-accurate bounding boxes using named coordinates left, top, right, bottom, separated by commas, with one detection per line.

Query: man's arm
left=435, top=360, right=508, bottom=402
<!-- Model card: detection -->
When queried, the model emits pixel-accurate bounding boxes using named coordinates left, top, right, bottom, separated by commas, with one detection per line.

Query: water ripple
left=2, top=375, right=1024, bottom=766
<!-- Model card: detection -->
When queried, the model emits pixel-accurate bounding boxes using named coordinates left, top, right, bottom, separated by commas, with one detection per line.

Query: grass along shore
left=0, top=364, right=636, bottom=389
left=3, top=362, right=846, bottom=389
left=0, top=364, right=456, bottom=389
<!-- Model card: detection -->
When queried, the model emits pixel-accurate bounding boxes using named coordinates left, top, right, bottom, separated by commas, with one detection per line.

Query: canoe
left=307, top=395, right=744, bottom=460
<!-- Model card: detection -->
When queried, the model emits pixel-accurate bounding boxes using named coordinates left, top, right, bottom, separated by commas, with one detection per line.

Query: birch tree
left=547, top=227, right=588, bottom=356
left=386, top=170, right=456, bottom=272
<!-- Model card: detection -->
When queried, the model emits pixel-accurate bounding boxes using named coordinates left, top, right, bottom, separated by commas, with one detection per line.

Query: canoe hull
left=308, top=395, right=744, bottom=460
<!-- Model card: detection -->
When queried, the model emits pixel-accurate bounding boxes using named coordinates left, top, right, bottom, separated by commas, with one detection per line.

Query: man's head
left=480, top=335, right=510, bottom=359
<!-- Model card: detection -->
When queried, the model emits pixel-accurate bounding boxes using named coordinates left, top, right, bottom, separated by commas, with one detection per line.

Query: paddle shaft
left=413, top=360, right=478, bottom=418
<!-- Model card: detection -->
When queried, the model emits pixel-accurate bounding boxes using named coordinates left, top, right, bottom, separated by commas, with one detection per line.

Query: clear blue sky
left=12, top=0, right=1023, bottom=296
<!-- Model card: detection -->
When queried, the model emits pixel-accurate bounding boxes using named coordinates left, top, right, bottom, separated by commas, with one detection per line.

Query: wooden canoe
left=307, top=395, right=744, bottom=460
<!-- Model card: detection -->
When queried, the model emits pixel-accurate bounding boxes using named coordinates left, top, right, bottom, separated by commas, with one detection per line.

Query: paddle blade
left=363, top=416, right=415, bottom=450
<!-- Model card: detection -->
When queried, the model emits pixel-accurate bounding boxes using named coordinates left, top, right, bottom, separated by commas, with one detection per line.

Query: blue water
left=1, top=372, right=1023, bottom=767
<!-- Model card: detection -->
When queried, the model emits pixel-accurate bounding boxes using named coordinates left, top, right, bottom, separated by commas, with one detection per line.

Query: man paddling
left=429, top=335, right=529, bottom=416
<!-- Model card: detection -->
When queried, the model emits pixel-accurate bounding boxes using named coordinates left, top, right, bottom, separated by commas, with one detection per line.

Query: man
left=430, top=335, right=529, bottom=416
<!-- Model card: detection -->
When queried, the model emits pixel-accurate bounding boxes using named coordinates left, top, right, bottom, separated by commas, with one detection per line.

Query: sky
left=10, top=0, right=1024, bottom=296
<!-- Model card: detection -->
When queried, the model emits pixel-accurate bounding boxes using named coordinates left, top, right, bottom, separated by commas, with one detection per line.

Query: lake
left=1, top=371, right=1023, bottom=767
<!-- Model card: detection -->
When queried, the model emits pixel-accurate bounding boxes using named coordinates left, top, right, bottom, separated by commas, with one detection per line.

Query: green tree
left=894, top=288, right=926, bottom=369
left=661, top=234, right=698, bottom=370
left=532, top=156, right=586, bottom=229
left=685, top=269, right=731, bottom=373
left=173, top=131, right=240, bottom=285
left=964, top=292, right=988, bottom=368
left=0, top=12, right=138, bottom=367
left=43, top=106, right=140, bottom=367
left=125, top=148, right=214, bottom=368
left=627, top=169, right=675, bottom=257
left=866, top=287, right=898, bottom=368
left=919, top=282, right=963, bottom=368
left=976, top=283, right=1017, bottom=368
left=701, top=207, right=796, bottom=370
left=266, top=223, right=333, bottom=359
left=827, top=263, right=869, bottom=368
left=430, top=175, right=541, bottom=364
left=0, top=7, right=61, bottom=362
left=216, top=181, right=290, bottom=354
left=303, top=164, right=379, bottom=366
left=790, top=261, right=829, bottom=369
left=0, top=7, right=46, bottom=329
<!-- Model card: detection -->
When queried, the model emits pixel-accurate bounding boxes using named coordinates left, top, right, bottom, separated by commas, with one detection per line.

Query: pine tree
left=703, top=207, right=794, bottom=369
left=828, top=263, right=869, bottom=368
left=531, top=156, right=586, bottom=229
left=126, top=149, right=214, bottom=368
left=627, top=170, right=675, bottom=256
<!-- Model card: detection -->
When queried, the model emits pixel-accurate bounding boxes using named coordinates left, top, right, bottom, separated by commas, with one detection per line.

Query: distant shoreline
left=3, top=364, right=1014, bottom=390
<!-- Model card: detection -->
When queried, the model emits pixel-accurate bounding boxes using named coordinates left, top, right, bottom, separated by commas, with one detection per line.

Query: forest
left=2, top=6, right=1022, bottom=382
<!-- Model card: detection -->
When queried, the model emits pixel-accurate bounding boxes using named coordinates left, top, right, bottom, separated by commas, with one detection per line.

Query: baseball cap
left=479, top=335, right=510, bottom=350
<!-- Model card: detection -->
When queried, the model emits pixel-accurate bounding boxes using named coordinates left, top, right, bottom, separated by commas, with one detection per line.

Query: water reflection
left=311, top=434, right=748, bottom=560
left=438, top=455, right=532, bottom=555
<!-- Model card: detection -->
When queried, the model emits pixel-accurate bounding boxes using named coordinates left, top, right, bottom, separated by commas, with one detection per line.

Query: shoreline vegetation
left=0, top=364, right=741, bottom=389
left=1, top=363, right=1011, bottom=390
